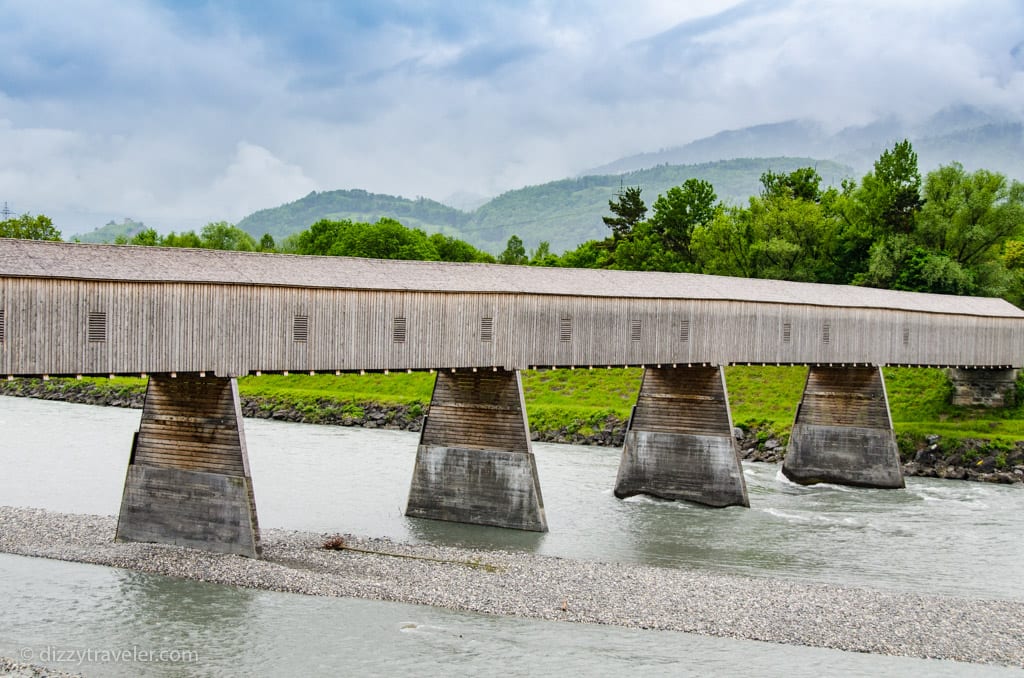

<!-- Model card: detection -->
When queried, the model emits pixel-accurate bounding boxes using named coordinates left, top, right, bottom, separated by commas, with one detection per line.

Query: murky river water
left=1, top=396, right=1021, bottom=676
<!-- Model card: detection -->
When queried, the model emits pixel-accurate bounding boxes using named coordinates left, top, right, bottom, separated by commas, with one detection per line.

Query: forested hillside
left=236, top=189, right=468, bottom=241
left=589, top=107, right=1024, bottom=182
left=463, top=157, right=851, bottom=253
left=73, top=218, right=149, bottom=243
left=232, top=157, right=852, bottom=254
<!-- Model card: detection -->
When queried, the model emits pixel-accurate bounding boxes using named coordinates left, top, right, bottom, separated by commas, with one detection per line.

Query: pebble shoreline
left=1, top=506, right=1022, bottom=669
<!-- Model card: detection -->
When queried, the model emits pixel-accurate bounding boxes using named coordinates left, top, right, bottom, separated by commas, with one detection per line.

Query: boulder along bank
left=2, top=378, right=1022, bottom=484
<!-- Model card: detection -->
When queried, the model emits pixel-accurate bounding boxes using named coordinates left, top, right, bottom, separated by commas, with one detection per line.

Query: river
left=1, top=396, right=1021, bottom=676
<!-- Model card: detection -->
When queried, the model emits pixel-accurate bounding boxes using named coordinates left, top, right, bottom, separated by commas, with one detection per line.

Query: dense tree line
left=282, top=217, right=494, bottom=262
left=114, top=217, right=495, bottom=263
left=0, top=213, right=61, bottom=241
left=504, top=141, right=1024, bottom=305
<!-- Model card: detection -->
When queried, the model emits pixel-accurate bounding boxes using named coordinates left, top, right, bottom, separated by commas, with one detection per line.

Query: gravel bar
left=2, top=506, right=1022, bottom=669
left=0, top=657, right=82, bottom=677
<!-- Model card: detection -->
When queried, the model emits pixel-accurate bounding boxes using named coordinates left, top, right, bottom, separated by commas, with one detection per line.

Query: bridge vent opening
left=783, top=366, right=903, bottom=489
left=405, top=368, right=547, bottom=531
left=614, top=366, right=749, bottom=508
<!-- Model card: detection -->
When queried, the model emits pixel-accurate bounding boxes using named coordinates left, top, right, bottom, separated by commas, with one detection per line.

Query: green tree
left=861, top=140, right=923, bottom=236
left=859, top=163, right=1023, bottom=298
left=161, top=230, right=203, bottom=248
left=859, top=235, right=975, bottom=295
left=692, top=168, right=843, bottom=282
left=259, top=233, right=276, bottom=252
left=343, top=218, right=439, bottom=260
left=528, top=241, right=560, bottom=267
left=557, top=240, right=610, bottom=269
left=0, top=213, right=61, bottom=241
left=286, top=219, right=349, bottom=255
left=647, top=178, right=717, bottom=265
left=916, top=163, right=1024, bottom=268
left=287, top=218, right=443, bottom=260
left=691, top=206, right=760, bottom=278
left=498, top=234, right=528, bottom=265
left=129, top=228, right=160, bottom=246
left=608, top=224, right=690, bottom=272
left=759, top=167, right=823, bottom=202
left=200, top=221, right=257, bottom=251
left=602, top=186, right=647, bottom=240
left=428, top=232, right=495, bottom=263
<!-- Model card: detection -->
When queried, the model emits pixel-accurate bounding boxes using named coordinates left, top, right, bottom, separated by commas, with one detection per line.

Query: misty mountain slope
left=236, top=189, right=470, bottom=242
left=233, top=157, right=852, bottom=254
left=460, top=157, right=852, bottom=253
left=588, top=106, right=1024, bottom=181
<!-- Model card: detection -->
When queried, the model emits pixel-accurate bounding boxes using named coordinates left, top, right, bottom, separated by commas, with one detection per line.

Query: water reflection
left=115, top=569, right=258, bottom=667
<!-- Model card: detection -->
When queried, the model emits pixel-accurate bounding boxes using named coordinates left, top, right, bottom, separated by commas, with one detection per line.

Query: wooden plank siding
left=1, top=279, right=1023, bottom=376
left=1, top=240, right=1023, bottom=375
left=629, top=367, right=733, bottom=437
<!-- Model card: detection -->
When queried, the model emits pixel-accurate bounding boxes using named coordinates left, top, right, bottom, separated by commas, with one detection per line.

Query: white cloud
left=200, top=142, right=319, bottom=222
left=0, top=0, right=1021, bottom=234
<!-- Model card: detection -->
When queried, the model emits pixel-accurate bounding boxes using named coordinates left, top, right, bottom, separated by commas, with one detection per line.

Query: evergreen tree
left=498, top=234, right=528, bottom=265
left=602, top=186, right=647, bottom=240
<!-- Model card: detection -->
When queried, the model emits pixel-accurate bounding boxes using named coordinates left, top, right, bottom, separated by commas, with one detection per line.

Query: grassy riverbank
left=26, top=366, right=1024, bottom=446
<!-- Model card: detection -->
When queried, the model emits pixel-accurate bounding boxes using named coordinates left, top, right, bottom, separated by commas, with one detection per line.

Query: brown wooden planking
left=116, top=372, right=262, bottom=556
left=419, top=371, right=531, bottom=453
left=629, top=367, right=733, bottom=437
left=795, top=367, right=892, bottom=429
left=132, top=373, right=247, bottom=476
left=615, top=366, right=748, bottom=506
left=2, top=274, right=1023, bottom=377
left=407, top=369, right=546, bottom=531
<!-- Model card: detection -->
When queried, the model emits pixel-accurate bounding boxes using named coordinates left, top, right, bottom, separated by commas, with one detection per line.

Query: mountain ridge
left=231, top=156, right=852, bottom=255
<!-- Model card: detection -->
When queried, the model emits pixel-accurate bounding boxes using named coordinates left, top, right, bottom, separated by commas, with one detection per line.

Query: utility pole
left=0, top=202, right=12, bottom=220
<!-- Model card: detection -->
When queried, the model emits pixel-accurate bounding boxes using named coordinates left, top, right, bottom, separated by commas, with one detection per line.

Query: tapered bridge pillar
left=116, top=373, right=261, bottom=557
left=783, top=366, right=903, bottom=488
left=614, top=366, right=749, bottom=508
left=405, top=369, right=547, bottom=531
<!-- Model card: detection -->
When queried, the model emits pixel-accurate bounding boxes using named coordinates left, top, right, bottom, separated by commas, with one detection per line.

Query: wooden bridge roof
left=2, top=238, right=1022, bottom=318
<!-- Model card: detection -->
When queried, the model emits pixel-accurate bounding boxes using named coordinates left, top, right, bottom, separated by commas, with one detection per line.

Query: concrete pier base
left=614, top=366, right=749, bottom=508
left=116, top=373, right=261, bottom=557
left=783, top=366, right=903, bottom=488
left=948, top=368, right=1019, bottom=408
left=405, top=370, right=547, bottom=531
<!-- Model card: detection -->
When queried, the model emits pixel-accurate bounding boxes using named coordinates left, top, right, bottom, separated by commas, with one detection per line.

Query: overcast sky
left=2, top=0, right=1023, bottom=234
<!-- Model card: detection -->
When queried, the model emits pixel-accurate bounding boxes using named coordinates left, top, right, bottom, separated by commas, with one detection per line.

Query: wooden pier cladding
left=419, top=370, right=532, bottom=452
left=130, top=374, right=251, bottom=475
left=116, top=373, right=261, bottom=557
left=783, top=366, right=903, bottom=488
left=627, top=366, right=733, bottom=437
left=407, top=370, right=547, bottom=531
left=615, top=367, right=748, bottom=507
left=2, top=239, right=1023, bottom=376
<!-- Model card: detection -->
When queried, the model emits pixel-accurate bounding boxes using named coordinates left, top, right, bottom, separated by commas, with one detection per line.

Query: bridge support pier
left=783, top=366, right=903, bottom=488
left=614, top=366, right=749, bottom=508
left=405, top=369, right=547, bottom=531
left=947, top=368, right=1019, bottom=408
left=115, top=373, right=261, bottom=557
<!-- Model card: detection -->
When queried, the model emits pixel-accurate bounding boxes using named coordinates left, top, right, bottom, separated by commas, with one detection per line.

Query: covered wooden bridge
left=2, top=239, right=1022, bottom=557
